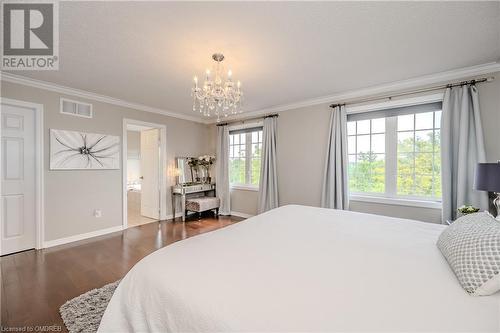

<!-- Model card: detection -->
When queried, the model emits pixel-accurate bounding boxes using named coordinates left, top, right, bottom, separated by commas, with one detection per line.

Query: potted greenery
left=198, top=155, right=215, bottom=183
left=457, top=205, right=480, bottom=217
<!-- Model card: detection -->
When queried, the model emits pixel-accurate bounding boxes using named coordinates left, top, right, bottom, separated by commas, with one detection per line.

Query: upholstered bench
left=185, top=197, right=220, bottom=218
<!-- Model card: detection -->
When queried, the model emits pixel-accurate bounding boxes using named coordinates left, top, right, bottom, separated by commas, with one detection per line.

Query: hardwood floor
left=1, top=214, right=244, bottom=331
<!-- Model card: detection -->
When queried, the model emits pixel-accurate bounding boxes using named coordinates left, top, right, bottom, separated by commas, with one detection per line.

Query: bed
left=98, top=205, right=500, bottom=332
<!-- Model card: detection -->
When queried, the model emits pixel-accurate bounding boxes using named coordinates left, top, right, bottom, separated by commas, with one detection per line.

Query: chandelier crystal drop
left=192, top=53, right=243, bottom=121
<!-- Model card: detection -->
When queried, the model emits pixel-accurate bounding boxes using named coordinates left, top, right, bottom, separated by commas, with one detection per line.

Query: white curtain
left=441, top=84, right=488, bottom=222
left=216, top=125, right=231, bottom=215
left=258, top=116, right=279, bottom=213
left=321, top=105, right=349, bottom=210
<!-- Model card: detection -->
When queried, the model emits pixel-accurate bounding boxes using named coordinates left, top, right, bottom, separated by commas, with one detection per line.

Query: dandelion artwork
left=50, top=129, right=120, bottom=170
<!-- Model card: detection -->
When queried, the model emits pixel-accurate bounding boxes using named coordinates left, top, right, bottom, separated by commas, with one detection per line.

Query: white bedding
left=99, top=205, right=500, bottom=332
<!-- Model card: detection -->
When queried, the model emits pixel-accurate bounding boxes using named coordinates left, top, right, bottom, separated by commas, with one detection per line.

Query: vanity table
left=171, top=183, right=216, bottom=222
left=172, top=156, right=216, bottom=222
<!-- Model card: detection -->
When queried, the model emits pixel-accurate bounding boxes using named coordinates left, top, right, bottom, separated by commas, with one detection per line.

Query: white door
left=140, top=129, right=159, bottom=219
left=1, top=104, right=36, bottom=255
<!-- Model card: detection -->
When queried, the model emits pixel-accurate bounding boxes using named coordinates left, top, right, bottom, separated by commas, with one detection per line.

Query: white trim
left=231, top=185, right=259, bottom=192
left=2, top=62, right=498, bottom=125
left=0, top=98, right=44, bottom=254
left=43, top=225, right=123, bottom=248
left=346, top=93, right=444, bottom=115
left=350, top=195, right=442, bottom=209
left=59, top=97, right=93, bottom=119
left=1, top=72, right=208, bottom=124
left=122, top=119, right=168, bottom=229
left=212, top=62, right=500, bottom=123
left=230, top=211, right=254, bottom=218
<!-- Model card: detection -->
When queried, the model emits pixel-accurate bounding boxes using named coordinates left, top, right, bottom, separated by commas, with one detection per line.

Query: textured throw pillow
left=437, top=212, right=500, bottom=296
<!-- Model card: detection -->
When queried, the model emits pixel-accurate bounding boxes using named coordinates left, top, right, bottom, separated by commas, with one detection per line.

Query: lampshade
left=474, top=163, right=500, bottom=192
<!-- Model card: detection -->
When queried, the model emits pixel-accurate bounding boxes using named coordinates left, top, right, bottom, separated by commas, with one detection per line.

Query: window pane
left=397, top=174, right=414, bottom=195
left=397, top=132, right=414, bottom=152
left=398, top=114, right=414, bottom=131
left=229, top=158, right=245, bottom=184
left=348, top=152, right=385, bottom=194
left=371, top=134, right=385, bottom=153
left=398, top=153, right=414, bottom=174
left=415, top=174, right=433, bottom=196
left=229, top=135, right=234, bottom=145
left=240, top=133, right=246, bottom=145
left=371, top=118, right=385, bottom=133
left=347, top=122, right=356, bottom=135
left=434, top=111, right=442, bottom=129
left=252, top=131, right=259, bottom=143
left=434, top=175, right=442, bottom=198
left=234, top=134, right=239, bottom=145
left=251, top=158, right=261, bottom=185
left=415, top=112, right=434, bottom=130
left=434, top=130, right=440, bottom=151
left=368, top=172, right=385, bottom=193
left=348, top=136, right=356, bottom=154
left=415, top=130, right=433, bottom=152
left=357, top=120, right=370, bottom=134
left=252, top=143, right=261, bottom=158
left=357, top=135, right=370, bottom=154
left=415, top=153, right=433, bottom=174
left=348, top=155, right=356, bottom=163
left=349, top=160, right=371, bottom=193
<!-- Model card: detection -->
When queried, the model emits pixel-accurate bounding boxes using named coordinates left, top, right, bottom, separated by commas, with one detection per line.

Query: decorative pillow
left=437, top=212, right=500, bottom=296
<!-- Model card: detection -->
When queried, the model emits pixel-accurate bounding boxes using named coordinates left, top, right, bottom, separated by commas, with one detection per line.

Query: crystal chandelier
left=192, top=53, right=243, bottom=121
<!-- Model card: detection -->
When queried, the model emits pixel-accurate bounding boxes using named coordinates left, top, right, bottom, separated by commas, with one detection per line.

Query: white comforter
left=99, top=205, right=500, bottom=332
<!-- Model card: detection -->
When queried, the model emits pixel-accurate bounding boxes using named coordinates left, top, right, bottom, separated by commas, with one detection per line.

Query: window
left=347, top=118, right=386, bottom=193
left=396, top=111, right=441, bottom=198
left=229, top=126, right=263, bottom=188
left=347, top=102, right=442, bottom=202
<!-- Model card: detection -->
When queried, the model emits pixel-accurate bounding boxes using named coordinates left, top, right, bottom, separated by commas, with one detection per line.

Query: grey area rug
left=59, top=281, right=119, bottom=333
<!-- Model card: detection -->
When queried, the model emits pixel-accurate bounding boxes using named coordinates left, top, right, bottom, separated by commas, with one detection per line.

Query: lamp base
left=494, top=192, right=500, bottom=221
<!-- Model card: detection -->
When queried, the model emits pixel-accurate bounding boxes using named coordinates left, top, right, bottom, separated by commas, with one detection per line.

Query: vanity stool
left=185, top=197, right=220, bottom=220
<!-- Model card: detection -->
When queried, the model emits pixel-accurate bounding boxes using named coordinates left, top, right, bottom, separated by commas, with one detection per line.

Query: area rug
left=59, top=280, right=119, bottom=333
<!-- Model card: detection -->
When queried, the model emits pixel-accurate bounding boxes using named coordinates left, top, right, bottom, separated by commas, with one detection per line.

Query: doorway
left=123, top=119, right=167, bottom=228
left=0, top=98, right=44, bottom=255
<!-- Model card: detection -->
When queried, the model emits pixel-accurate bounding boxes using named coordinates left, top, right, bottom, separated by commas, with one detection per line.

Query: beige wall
left=1, top=81, right=211, bottom=241
left=228, top=72, right=500, bottom=223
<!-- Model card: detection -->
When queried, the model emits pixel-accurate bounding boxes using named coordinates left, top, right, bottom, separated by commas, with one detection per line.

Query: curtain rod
left=329, top=76, right=494, bottom=109
left=216, top=113, right=279, bottom=126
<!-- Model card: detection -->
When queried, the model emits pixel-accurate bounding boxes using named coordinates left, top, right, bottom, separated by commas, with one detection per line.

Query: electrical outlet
left=94, top=209, right=102, bottom=218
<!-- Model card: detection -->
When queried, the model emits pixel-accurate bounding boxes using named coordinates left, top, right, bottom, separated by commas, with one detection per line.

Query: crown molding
left=0, top=72, right=209, bottom=124
left=3, top=61, right=499, bottom=126
left=213, top=61, right=500, bottom=124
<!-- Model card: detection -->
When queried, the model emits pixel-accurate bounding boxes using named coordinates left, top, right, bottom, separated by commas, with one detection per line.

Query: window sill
left=350, top=195, right=442, bottom=209
left=230, top=185, right=259, bottom=192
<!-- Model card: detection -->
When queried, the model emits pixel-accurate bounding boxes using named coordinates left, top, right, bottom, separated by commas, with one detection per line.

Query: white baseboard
left=230, top=211, right=254, bottom=219
left=43, top=225, right=124, bottom=248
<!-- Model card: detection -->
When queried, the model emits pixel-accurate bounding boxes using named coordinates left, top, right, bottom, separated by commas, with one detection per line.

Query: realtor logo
left=2, top=1, right=59, bottom=70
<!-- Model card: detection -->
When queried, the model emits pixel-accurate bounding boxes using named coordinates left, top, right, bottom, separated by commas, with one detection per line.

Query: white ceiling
left=6, top=1, right=500, bottom=120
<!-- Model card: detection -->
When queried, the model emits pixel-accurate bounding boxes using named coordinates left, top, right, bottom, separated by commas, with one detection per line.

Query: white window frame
left=228, top=121, right=263, bottom=191
left=346, top=93, right=443, bottom=209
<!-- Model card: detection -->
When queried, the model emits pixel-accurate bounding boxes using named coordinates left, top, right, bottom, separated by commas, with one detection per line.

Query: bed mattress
left=99, top=205, right=500, bottom=332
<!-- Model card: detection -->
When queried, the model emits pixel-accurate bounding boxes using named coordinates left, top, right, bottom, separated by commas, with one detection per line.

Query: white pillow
left=437, top=212, right=500, bottom=296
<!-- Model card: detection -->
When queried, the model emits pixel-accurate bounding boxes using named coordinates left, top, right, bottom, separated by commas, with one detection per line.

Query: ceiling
left=6, top=1, right=500, bottom=120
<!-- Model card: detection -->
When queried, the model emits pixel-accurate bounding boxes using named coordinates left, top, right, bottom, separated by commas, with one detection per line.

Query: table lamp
left=474, top=162, right=500, bottom=220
